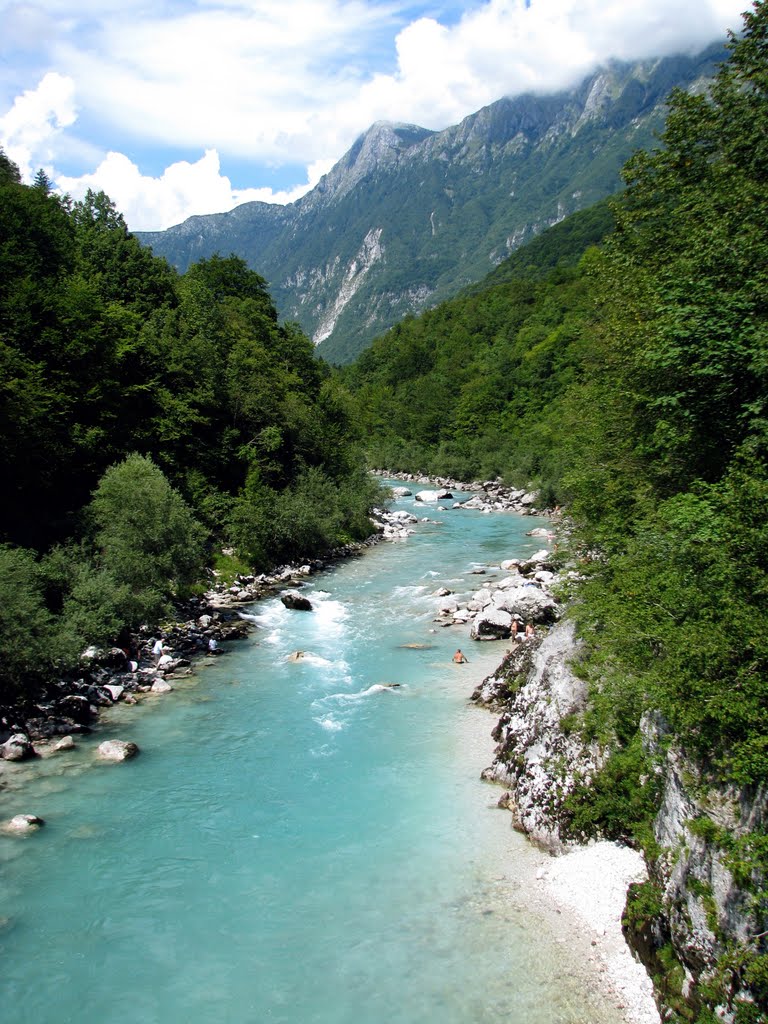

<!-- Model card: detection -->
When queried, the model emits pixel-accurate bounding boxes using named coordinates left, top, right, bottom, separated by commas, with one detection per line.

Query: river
left=0, top=486, right=625, bottom=1024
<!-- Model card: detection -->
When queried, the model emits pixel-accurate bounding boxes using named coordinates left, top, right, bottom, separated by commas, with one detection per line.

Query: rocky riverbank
left=0, top=525, right=394, bottom=773
left=469, top=549, right=766, bottom=1021
left=372, top=468, right=547, bottom=515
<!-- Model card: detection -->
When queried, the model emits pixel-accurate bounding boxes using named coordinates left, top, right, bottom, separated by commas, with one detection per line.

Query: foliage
left=88, top=454, right=207, bottom=626
left=0, top=160, right=382, bottom=696
left=559, top=733, right=661, bottom=845
left=342, top=263, right=598, bottom=494
left=0, top=545, right=62, bottom=703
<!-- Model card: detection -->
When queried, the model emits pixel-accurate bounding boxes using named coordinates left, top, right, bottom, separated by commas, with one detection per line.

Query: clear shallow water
left=0, top=489, right=618, bottom=1024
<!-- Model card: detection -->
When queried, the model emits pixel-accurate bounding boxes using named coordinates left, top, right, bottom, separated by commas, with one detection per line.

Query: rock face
left=477, top=619, right=605, bottom=851
left=477, top=615, right=768, bottom=1020
left=625, top=722, right=768, bottom=1020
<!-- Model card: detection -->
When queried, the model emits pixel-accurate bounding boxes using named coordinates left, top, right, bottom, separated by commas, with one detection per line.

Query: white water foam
left=313, top=716, right=345, bottom=732
left=323, top=684, right=403, bottom=701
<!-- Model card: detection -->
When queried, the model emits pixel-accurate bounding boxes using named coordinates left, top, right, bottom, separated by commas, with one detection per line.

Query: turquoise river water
left=0, top=486, right=622, bottom=1024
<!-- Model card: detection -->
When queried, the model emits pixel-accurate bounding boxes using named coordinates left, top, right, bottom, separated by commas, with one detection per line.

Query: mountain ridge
left=137, top=43, right=725, bottom=362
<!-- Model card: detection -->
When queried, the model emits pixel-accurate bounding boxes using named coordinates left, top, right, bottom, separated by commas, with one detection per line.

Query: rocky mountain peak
left=307, top=120, right=434, bottom=207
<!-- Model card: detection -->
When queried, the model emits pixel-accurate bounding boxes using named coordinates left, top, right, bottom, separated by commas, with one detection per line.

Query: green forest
left=0, top=157, right=381, bottom=706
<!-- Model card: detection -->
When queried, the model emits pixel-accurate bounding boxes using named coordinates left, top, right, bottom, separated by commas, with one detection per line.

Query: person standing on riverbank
left=152, top=637, right=165, bottom=664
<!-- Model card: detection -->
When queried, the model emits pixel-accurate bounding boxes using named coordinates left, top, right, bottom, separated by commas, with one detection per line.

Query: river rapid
left=0, top=486, right=626, bottom=1024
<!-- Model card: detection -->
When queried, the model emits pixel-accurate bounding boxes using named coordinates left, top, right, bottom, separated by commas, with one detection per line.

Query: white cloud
left=0, top=0, right=748, bottom=229
left=0, top=71, right=76, bottom=178
left=55, top=148, right=332, bottom=231
left=33, top=0, right=748, bottom=163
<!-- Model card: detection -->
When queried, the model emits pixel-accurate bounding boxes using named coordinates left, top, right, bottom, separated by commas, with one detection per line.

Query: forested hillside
left=341, top=199, right=615, bottom=499
left=0, top=160, right=380, bottom=705
left=345, top=6, right=768, bottom=1017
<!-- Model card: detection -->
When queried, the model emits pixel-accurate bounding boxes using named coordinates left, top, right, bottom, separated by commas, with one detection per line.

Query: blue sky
left=0, top=0, right=747, bottom=231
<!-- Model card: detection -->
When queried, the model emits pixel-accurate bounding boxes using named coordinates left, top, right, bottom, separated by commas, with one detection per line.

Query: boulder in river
left=1, top=733, right=36, bottom=761
left=281, top=591, right=313, bottom=611
left=470, top=607, right=513, bottom=640
left=3, top=814, right=45, bottom=834
left=97, top=740, right=139, bottom=762
left=414, top=489, right=453, bottom=502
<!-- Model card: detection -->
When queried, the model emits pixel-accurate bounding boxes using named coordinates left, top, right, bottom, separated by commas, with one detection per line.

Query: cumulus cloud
left=0, top=0, right=748, bottom=229
left=0, top=71, right=76, bottom=178
left=55, top=148, right=333, bottom=231
left=18, top=0, right=748, bottom=163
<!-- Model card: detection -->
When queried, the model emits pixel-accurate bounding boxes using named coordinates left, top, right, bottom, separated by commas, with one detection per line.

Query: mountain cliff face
left=137, top=45, right=724, bottom=363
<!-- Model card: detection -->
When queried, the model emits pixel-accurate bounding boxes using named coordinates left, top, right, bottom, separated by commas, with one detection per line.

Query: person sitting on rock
left=452, top=649, right=468, bottom=664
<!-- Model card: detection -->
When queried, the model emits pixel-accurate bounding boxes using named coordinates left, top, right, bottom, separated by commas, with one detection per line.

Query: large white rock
left=414, top=489, right=453, bottom=502
left=490, top=584, right=558, bottom=623
left=97, top=740, right=139, bottom=761
left=3, top=814, right=45, bottom=833
left=470, top=607, right=513, bottom=640
left=151, top=679, right=173, bottom=694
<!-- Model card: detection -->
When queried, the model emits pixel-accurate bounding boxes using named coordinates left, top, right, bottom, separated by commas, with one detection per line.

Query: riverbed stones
left=150, top=679, right=173, bottom=694
left=97, top=740, right=139, bottom=761
left=56, top=694, right=95, bottom=725
left=53, top=736, right=75, bottom=752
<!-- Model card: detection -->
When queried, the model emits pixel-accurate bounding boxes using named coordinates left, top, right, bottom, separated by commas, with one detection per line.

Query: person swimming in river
left=452, top=649, right=468, bottom=664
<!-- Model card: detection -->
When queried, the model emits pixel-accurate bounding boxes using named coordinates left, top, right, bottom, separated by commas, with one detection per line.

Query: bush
left=89, top=453, right=207, bottom=625
left=0, top=545, right=62, bottom=703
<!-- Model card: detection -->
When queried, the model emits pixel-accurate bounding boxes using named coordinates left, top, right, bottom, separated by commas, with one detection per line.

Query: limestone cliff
left=475, top=619, right=767, bottom=1021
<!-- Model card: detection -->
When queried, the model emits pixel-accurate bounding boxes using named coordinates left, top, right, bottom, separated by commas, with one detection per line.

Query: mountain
left=137, top=44, right=724, bottom=364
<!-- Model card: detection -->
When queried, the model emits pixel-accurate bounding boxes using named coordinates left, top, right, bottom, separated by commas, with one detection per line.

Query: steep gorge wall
left=474, top=618, right=767, bottom=1021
